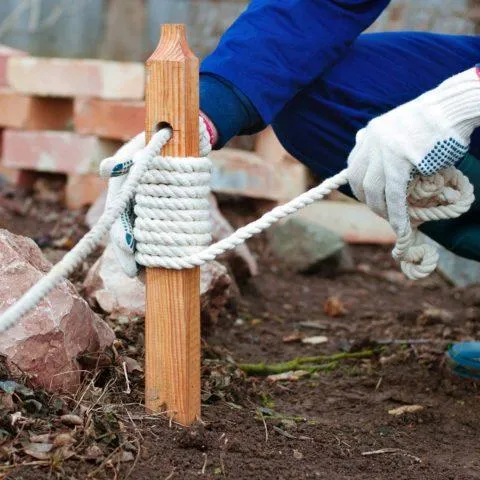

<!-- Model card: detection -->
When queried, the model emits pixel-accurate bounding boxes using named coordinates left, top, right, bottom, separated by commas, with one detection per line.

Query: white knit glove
left=347, top=67, right=480, bottom=242
left=99, top=118, right=212, bottom=277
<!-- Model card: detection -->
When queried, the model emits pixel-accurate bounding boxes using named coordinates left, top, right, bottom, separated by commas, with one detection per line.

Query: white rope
left=0, top=128, right=475, bottom=332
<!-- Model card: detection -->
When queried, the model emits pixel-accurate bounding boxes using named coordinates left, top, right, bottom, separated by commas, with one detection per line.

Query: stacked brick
left=0, top=46, right=310, bottom=210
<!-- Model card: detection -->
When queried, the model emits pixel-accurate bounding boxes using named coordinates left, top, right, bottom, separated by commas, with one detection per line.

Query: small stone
left=301, top=336, right=328, bottom=345
left=293, top=449, right=304, bottom=460
left=234, top=318, right=245, bottom=326
left=267, top=370, right=310, bottom=382
left=267, top=216, right=345, bottom=273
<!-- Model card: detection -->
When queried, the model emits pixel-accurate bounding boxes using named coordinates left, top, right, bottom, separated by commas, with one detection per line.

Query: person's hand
left=347, top=67, right=480, bottom=242
left=99, top=116, right=213, bottom=277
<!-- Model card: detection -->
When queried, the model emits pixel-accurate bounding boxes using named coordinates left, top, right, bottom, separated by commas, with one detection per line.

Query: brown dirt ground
left=0, top=184, right=480, bottom=480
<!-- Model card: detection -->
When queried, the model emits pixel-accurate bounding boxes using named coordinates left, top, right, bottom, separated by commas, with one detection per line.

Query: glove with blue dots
left=347, top=66, right=480, bottom=240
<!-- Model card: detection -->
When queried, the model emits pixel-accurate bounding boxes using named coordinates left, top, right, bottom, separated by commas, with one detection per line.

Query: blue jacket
left=200, top=0, right=390, bottom=147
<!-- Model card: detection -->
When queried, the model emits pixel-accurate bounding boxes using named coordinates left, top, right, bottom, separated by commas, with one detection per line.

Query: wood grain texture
left=144, top=24, right=201, bottom=425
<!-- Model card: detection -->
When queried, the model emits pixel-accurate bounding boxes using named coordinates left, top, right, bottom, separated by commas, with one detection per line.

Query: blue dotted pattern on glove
left=111, top=159, right=134, bottom=177
left=416, top=138, right=468, bottom=176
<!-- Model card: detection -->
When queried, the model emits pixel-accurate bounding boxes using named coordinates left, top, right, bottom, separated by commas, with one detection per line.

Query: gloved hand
left=99, top=116, right=213, bottom=277
left=347, top=66, right=480, bottom=243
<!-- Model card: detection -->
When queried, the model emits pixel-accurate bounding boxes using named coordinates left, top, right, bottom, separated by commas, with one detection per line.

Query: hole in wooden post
left=156, top=121, right=173, bottom=133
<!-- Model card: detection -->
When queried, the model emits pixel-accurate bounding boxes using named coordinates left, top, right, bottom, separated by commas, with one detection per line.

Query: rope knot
left=393, top=167, right=474, bottom=280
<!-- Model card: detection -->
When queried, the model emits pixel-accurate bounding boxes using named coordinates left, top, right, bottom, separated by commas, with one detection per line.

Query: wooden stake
left=144, top=24, right=200, bottom=425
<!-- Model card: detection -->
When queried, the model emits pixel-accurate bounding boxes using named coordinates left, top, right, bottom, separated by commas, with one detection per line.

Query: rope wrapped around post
left=0, top=128, right=475, bottom=332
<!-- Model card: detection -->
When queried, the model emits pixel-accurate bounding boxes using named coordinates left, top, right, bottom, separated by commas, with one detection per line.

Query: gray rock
left=267, top=216, right=345, bottom=273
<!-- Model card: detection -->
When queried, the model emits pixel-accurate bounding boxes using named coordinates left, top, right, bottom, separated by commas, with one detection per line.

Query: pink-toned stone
left=0, top=88, right=72, bottom=130
left=7, top=57, right=144, bottom=100
left=209, top=148, right=308, bottom=201
left=296, top=201, right=396, bottom=244
left=0, top=229, right=115, bottom=393
left=84, top=244, right=233, bottom=323
left=0, top=45, right=27, bottom=86
left=74, top=98, right=144, bottom=140
left=2, top=130, right=119, bottom=175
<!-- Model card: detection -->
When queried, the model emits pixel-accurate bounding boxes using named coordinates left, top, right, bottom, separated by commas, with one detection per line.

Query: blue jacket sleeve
left=201, top=0, right=390, bottom=126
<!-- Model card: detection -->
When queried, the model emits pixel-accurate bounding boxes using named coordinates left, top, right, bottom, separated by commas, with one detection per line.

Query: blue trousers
left=272, top=32, right=480, bottom=261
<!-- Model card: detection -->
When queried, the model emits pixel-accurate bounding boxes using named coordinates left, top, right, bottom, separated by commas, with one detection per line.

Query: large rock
left=84, top=244, right=233, bottom=323
left=267, top=216, right=345, bottom=273
left=0, top=229, right=115, bottom=393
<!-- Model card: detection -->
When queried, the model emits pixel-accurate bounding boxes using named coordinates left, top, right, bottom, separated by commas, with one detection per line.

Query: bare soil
left=0, top=184, right=479, bottom=480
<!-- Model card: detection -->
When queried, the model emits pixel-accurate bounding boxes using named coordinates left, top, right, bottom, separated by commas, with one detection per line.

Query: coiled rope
left=0, top=127, right=475, bottom=331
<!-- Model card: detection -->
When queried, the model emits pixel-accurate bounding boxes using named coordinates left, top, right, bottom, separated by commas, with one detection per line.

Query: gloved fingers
left=385, top=167, right=412, bottom=238
left=362, top=152, right=388, bottom=220
left=110, top=239, right=139, bottom=278
left=99, top=132, right=146, bottom=178
left=110, top=209, right=135, bottom=255
left=346, top=138, right=370, bottom=203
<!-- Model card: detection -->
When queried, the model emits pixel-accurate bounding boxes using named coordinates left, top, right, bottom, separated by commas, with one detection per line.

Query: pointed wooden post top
left=147, top=24, right=197, bottom=66
left=145, top=24, right=199, bottom=156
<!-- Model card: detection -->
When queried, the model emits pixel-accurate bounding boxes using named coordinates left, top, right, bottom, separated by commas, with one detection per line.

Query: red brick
left=65, top=174, right=107, bottom=209
left=0, top=45, right=27, bottom=86
left=7, top=57, right=144, bottom=100
left=0, top=88, right=72, bottom=130
left=2, top=130, right=119, bottom=175
left=74, top=98, right=144, bottom=140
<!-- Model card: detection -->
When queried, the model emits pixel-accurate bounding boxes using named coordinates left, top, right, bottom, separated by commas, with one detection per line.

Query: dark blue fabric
left=200, top=73, right=263, bottom=149
left=201, top=0, right=390, bottom=125
left=272, top=32, right=480, bottom=184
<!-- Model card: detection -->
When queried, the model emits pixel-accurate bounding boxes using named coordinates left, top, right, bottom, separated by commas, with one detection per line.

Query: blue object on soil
left=447, top=342, right=480, bottom=379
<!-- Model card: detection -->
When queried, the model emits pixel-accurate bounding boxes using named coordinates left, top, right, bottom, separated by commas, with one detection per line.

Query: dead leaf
left=60, top=414, right=83, bottom=426
left=54, top=433, right=76, bottom=447
left=23, top=442, right=53, bottom=460
left=84, top=444, right=103, bottom=460
left=267, top=371, right=310, bottom=382
left=30, top=433, right=51, bottom=443
left=323, top=297, right=347, bottom=317
left=388, top=405, right=424, bottom=416
left=417, top=308, right=453, bottom=326
left=123, top=356, right=143, bottom=373
left=301, top=336, right=328, bottom=345
left=282, top=332, right=303, bottom=343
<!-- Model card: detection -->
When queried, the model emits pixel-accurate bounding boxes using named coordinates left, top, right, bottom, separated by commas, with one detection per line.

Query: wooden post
left=144, top=24, right=201, bottom=425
